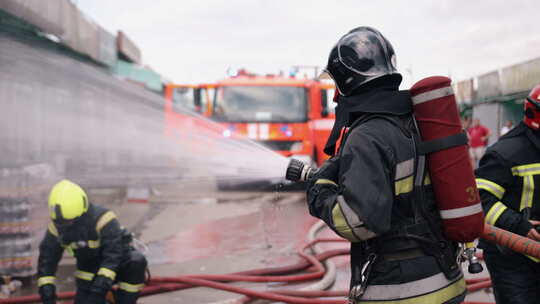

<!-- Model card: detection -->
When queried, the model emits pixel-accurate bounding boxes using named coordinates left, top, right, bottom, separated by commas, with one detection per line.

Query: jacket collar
left=499, top=122, right=540, bottom=152
left=337, top=89, right=412, bottom=118
left=324, top=89, right=412, bottom=155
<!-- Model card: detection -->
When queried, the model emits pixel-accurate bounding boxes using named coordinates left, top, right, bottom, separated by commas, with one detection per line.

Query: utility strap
left=416, top=132, right=468, bottom=155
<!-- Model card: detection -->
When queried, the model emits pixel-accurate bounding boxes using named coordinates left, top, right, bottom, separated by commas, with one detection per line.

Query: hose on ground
left=7, top=223, right=536, bottom=304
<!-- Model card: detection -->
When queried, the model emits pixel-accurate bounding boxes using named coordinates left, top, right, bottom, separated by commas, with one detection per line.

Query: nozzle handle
left=285, top=159, right=314, bottom=182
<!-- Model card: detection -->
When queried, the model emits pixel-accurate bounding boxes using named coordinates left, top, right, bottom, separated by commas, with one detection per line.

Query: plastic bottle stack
left=0, top=164, right=55, bottom=279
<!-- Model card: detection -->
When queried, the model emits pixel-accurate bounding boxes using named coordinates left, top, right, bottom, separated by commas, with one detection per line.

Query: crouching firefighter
left=37, top=180, right=148, bottom=304
left=307, top=27, right=467, bottom=303
left=475, top=84, right=540, bottom=304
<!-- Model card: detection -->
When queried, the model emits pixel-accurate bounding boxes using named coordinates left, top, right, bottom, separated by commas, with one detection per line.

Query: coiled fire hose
left=1, top=223, right=535, bottom=304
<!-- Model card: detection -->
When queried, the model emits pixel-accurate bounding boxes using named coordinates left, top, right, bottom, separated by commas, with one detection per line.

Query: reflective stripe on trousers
left=75, top=270, right=95, bottom=281
left=118, top=282, right=144, bottom=293
left=37, top=276, right=56, bottom=286
left=356, top=273, right=466, bottom=303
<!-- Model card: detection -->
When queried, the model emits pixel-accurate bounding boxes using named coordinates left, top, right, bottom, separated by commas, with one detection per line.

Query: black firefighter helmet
left=324, top=26, right=401, bottom=96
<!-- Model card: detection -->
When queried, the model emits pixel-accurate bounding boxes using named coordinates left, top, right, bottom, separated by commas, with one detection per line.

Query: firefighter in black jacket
left=37, top=180, right=147, bottom=304
left=475, top=84, right=540, bottom=304
left=307, top=27, right=466, bottom=303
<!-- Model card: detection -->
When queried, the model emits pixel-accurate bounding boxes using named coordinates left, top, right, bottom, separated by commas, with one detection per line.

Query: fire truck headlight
left=223, top=129, right=232, bottom=137
left=290, top=142, right=304, bottom=152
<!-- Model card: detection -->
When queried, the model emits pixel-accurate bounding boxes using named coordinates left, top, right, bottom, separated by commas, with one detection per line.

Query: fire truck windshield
left=213, top=86, right=307, bottom=122
left=172, top=87, right=197, bottom=112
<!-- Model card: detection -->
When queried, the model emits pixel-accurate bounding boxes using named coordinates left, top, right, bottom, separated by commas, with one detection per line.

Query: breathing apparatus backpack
left=409, top=76, right=484, bottom=242
left=336, top=76, right=485, bottom=283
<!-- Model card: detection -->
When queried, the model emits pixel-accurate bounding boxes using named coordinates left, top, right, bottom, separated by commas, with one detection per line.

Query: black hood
left=324, top=88, right=412, bottom=155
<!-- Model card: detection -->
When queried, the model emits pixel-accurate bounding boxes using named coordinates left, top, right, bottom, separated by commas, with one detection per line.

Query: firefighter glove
left=89, top=275, right=113, bottom=296
left=311, top=156, right=340, bottom=184
left=307, top=157, right=340, bottom=204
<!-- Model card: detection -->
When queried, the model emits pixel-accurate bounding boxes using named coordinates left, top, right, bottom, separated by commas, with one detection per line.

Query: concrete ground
left=15, top=181, right=494, bottom=303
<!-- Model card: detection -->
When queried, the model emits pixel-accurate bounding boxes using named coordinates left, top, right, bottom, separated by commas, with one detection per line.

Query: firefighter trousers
left=484, top=248, right=540, bottom=304
left=74, top=250, right=147, bottom=304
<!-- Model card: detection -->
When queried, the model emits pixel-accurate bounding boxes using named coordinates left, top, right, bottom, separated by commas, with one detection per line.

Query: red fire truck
left=207, top=71, right=335, bottom=166
left=163, top=83, right=215, bottom=137
left=164, top=72, right=335, bottom=167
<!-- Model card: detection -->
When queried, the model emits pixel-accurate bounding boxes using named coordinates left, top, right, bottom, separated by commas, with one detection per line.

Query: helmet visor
left=52, top=204, right=78, bottom=229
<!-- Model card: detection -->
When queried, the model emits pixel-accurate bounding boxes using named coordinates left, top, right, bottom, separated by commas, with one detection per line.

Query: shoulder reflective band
left=74, top=270, right=95, bottom=281
left=476, top=178, right=505, bottom=200
left=37, top=276, right=56, bottom=287
left=394, top=175, right=431, bottom=196
left=512, top=163, right=540, bottom=176
left=97, top=267, right=116, bottom=280
left=118, top=282, right=144, bottom=293
left=96, top=211, right=117, bottom=233
left=395, top=176, right=414, bottom=196
left=440, top=203, right=483, bottom=219
left=48, top=222, right=59, bottom=237
left=411, top=86, right=454, bottom=106
left=485, top=202, right=508, bottom=226
left=520, top=175, right=535, bottom=211
left=395, top=158, right=414, bottom=180
left=315, top=179, right=338, bottom=186
left=361, top=273, right=465, bottom=302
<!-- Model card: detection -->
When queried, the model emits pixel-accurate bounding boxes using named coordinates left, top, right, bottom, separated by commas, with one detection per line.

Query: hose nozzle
left=285, top=159, right=315, bottom=182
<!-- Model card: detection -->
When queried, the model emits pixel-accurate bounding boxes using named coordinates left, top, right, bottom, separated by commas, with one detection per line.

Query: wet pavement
left=139, top=188, right=320, bottom=303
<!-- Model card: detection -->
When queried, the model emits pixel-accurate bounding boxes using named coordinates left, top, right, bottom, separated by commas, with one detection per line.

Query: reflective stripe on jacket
left=358, top=274, right=465, bottom=303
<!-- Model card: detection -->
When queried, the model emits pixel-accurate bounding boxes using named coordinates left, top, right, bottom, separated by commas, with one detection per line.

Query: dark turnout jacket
left=476, top=122, right=540, bottom=256
left=308, top=88, right=466, bottom=303
left=37, top=204, right=124, bottom=287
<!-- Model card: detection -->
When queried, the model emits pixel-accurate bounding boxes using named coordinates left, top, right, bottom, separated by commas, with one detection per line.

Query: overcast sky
left=77, top=0, right=540, bottom=88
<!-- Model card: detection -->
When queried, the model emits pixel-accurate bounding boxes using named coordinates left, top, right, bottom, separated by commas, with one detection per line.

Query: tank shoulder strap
left=415, top=132, right=468, bottom=155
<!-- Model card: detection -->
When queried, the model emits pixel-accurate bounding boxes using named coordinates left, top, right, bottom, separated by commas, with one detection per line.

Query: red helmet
left=524, top=84, right=540, bottom=130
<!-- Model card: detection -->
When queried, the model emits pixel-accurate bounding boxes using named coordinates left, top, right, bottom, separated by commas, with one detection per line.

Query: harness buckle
left=348, top=253, right=377, bottom=303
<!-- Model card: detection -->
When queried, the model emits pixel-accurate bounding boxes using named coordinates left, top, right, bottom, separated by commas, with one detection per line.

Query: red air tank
left=410, top=76, right=484, bottom=242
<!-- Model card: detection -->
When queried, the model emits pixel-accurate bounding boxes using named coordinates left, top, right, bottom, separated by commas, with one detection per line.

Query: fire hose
left=0, top=221, right=348, bottom=304
left=2, top=223, right=537, bottom=304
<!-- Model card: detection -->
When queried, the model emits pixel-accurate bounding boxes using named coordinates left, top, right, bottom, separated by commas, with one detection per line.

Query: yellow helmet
left=48, top=179, right=88, bottom=221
